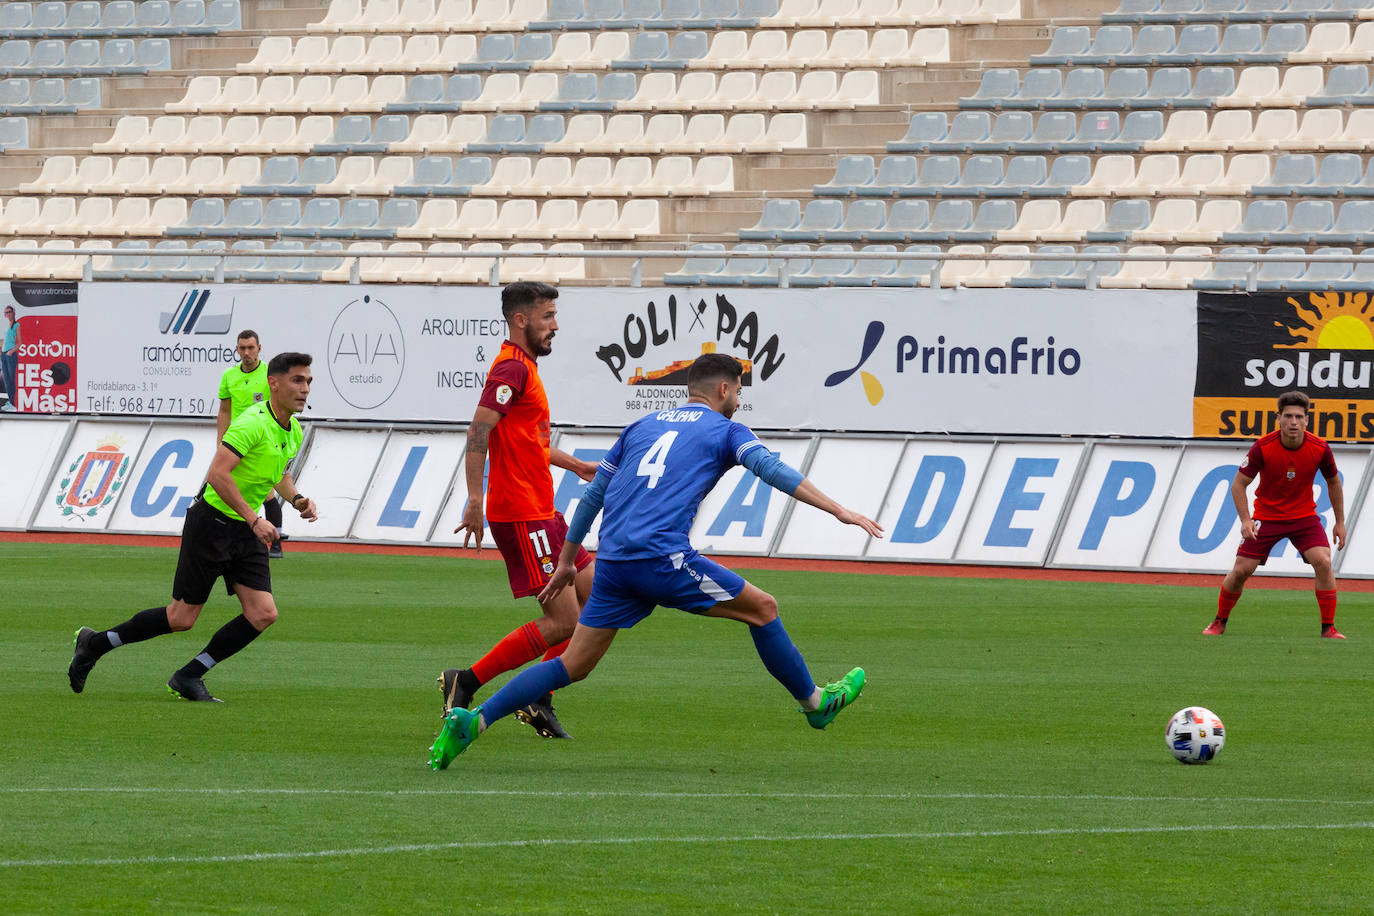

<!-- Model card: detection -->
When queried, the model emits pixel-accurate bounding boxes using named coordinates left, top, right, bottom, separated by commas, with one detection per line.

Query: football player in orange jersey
left=440, top=281, right=598, bottom=737
left=1205, top=390, right=1348, bottom=638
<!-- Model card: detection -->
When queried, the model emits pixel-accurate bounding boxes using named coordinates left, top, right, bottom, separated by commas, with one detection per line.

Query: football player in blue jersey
left=430, top=352, right=883, bottom=768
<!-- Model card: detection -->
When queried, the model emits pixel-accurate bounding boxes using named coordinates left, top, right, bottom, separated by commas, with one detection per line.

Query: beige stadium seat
left=767, top=0, right=819, bottom=26
left=179, top=156, right=226, bottom=194
left=0, top=238, right=40, bottom=276
left=429, top=113, right=487, bottom=152
left=381, top=0, right=436, bottom=33
left=763, top=112, right=808, bottom=150
left=33, top=198, right=77, bottom=236
left=413, top=240, right=463, bottom=281
left=822, top=29, right=870, bottom=66
left=908, top=28, right=951, bottom=63
left=317, top=74, right=369, bottom=112
left=683, top=112, right=732, bottom=152
left=476, top=156, right=534, bottom=195
left=327, top=241, right=383, bottom=283
left=170, top=116, right=228, bottom=155
left=1073, top=154, right=1135, bottom=197
left=201, top=75, right=259, bottom=114
left=544, top=113, right=604, bottom=153
left=1268, top=66, right=1324, bottom=107
left=465, top=73, right=520, bottom=111
left=107, top=197, right=150, bottom=235
left=1234, top=109, right=1297, bottom=151
left=359, top=241, right=423, bottom=283
left=1167, top=154, right=1224, bottom=196
left=1291, top=21, right=1348, bottom=62
left=1326, top=109, right=1374, bottom=151
left=505, top=0, right=545, bottom=28
left=1193, top=110, right=1252, bottom=151
left=966, top=244, right=1028, bottom=287
left=309, top=35, right=363, bottom=72
left=969, top=0, right=1021, bottom=22
left=0, top=200, right=40, bottom=235
left=143, top=157, right=189, bottom=194
left=544, top=241, right=585, bottom=282
left=168, top=76, right=222, bottom=113
left=524, top=157, right=574, bottom=194
left=1161, top=246, right=1212, bottom=288
left=1146, top=110, right=1207, bottom=152
left=692, top=31, right=747, bottom=69
left=390, top=242, right=431, bottom=283
left=238, top=36, right=293, bottom=73
left=397, top=34, right=441, bottom=71
left=357, top=35, right=403, bottom=73
left=282, top=75, right=333, bottom=112
left=783, top=30, right=827, bottom=62
left=308, top=0, right=362, bottom=32
left=593, top=157, right=652, bottom=196
left=932, top=0, right=981, bottom=23
left=573, top=199, right=617, bottom=238
left=1129, top=154, right=1181, bottom=196
left=357, top=0, right=401, bottom=31
left=553, top=157, right=613, bottom=195
left=688, top=155, right=734, bottom=194
left=541, top=33, right=591, bottom=70
left=19, top=156, right=76, bottom=193
left=87, top=157, right=141, bottom=194
left=1334, top=21, right=1374, bottom=62
left=238, top=76, right=293, bottom=113
left=431, top=0, right=475, bottom=30
left=466, top=0, right=511, bottom=30
left=798, top=0, right=860, bottom=27
left=715, top=72, right=758, bottom=110
left=372, top=156, right=415, bottom=194
left=638, top=114, right=685, bottom=153
left=93, top=116, right=150, bottom=153
left=633, top=155, right=694, bottom=196
left=1218, top=67, right=1279, bottom=108
left=511, top=72, right=559, bottom=109
left=663, top=72, right=716, bottom=112
left=742, top=71, right=795, bottom=110
left=67, top=198, right=115, bottom=236
left=579, top=113, right=643, bottom=153
left=788, top=70, right=836, bottom=109
left=624, top=72, right=679, bottom=111
left=319, top=156, right=378, bottom=194
left=281, top=35, right=328, bottom=72
left=281, top=115, right=335, bottom=152
left=451, top=199, right=499, bottom=239
left=391, top=113, right=448, bottom=152
left=359, top=74, right=407, bottom=110
left=216, top=115, right=262, bottom=151
left=243, top=115, right=300, bottom=154
left=514, top=199, right=578, bottom=239
left=879, top=0, right=937, bottom=23
left=940, top=244, right=987, bottom=287
left=848, top=0, right=901, bottom=23
left=498, top=243, right=551, bottom=280
left=573, top=32, right=630, bottom=69
left=738, top=30, right=787, bottom=68
left=399, top=199, right=457, bottom=239
left=998, top=199, right=1059, bottom=242
left=605, top=199, right=659, bottom=239
left=1213, top=154, right=1269, bottom=194
left=37, top=240, right=81, bottom=280
left=1133, top=199, right=1196, bottom=243
left=77, top=239, right=115, bottom=276
left=1179, top=200, right=1242, bottom=242
left=864, top=28, right=910, bottom=66
left=825, top=70, right=879, bottom=108
left=152, top=115, right=206, bottom=154
left=461, top=242, right=504, bottom=285
left=1100, top=245, right=1167, bottom=288
left=1042, top=199, right=1105, bottom=243
left=1280, top=108, right=1344, bottom=151
left=214, top=157, right=263, bottom=195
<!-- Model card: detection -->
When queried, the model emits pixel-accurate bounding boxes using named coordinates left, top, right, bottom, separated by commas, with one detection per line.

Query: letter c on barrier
left=130, top=439, right=195, bottom=518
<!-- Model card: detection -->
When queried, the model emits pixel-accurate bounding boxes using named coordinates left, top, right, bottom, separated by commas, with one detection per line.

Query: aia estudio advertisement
left=1, top=281, right=78, bottom=414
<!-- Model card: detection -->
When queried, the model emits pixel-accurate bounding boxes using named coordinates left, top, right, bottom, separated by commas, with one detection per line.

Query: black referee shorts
left=171, top=497, right=272, bottom=606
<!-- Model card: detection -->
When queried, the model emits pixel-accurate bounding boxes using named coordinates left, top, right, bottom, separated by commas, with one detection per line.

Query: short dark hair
left=1277, top=390, right=1310, bottom=415
left=237, top=329, right=259, bottom=343
left=267, top=352, right=312, bottom=376
left=687, top=352, right=743, bottom=397
left=501, top=281, right=558, bottom=322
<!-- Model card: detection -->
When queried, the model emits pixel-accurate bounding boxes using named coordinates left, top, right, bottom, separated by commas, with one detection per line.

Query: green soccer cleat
left=802, top=667, right=865, bottom=730
left=429, top=706, right=481, bottom=770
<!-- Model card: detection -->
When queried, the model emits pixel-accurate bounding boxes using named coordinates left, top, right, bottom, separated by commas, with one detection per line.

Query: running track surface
left=7, top=531, right=1373, bottom=592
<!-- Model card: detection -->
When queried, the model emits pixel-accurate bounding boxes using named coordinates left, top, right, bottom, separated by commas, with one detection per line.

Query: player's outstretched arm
left=739, top=446, right=884, bottom=538
left=791, top=479, right=884, bottom=539
left=550, top=447, right=598, bottom=482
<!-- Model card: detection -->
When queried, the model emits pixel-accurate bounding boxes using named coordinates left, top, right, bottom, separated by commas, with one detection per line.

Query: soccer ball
left=1165, top=707, right=1225, bottom=764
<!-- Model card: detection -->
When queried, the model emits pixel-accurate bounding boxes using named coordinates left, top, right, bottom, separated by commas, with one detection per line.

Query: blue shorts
left=578, top=550, right=747, bottom=630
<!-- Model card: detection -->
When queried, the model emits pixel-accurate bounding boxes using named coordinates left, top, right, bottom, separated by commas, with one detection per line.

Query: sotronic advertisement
left=75, top=284, right=1197, bottom=435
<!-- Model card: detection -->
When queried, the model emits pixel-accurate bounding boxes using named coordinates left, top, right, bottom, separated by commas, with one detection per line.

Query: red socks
left=1217, top=588, right=1241, bottom=621
left=1316, top=589, right=1337, bottom=626
left=543, top=638, right=570, bottom=661
left=471, top=621, right=549, bottom=684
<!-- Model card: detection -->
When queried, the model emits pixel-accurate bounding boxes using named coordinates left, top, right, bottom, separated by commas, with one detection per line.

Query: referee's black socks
left=90, top=607, right=174, bottom=656
left=175, top=614, right=263, bottom=679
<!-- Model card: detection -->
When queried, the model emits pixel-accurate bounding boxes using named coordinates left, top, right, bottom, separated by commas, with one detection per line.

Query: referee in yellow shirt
left=67, top=353, right=319, bottom=702
left=217, top=330, right=286, bottom=557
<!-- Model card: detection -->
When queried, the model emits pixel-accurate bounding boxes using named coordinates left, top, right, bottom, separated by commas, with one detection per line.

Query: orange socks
left=471, top=621, right=549, bottom=685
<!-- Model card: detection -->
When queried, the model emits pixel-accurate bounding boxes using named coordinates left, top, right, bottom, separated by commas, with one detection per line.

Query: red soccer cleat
left=1322, top=626, right=1347, bottom=639
left=1202, top=620, right=1226, bottom=635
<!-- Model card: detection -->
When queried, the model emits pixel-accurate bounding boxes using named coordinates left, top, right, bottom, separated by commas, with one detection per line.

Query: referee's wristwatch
left=290, top=494, right=309, bottom=509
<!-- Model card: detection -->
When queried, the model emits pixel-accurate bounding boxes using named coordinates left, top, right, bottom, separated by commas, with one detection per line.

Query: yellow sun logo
left=1276, top=292, right=1374, bottom=350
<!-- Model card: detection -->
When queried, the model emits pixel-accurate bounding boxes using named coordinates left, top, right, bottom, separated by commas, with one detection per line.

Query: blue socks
left=479, top=657, right=572, bottom=726
left=749, top=617, right=815, bottom=703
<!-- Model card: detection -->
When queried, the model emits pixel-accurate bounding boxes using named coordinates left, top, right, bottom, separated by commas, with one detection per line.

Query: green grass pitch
left=3, top=541, right=1372, bottom=914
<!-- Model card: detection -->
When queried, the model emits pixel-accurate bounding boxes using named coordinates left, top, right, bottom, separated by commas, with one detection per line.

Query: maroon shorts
left=488, top=513, right=593, bottom=598
left=1237, top=516, right=1330, bottom=564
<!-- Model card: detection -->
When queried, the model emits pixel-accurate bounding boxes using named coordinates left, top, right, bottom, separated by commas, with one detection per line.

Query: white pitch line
left=4, top=822, right=1374, bottom=869
left=6, top=788, right=1374, bottom=807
